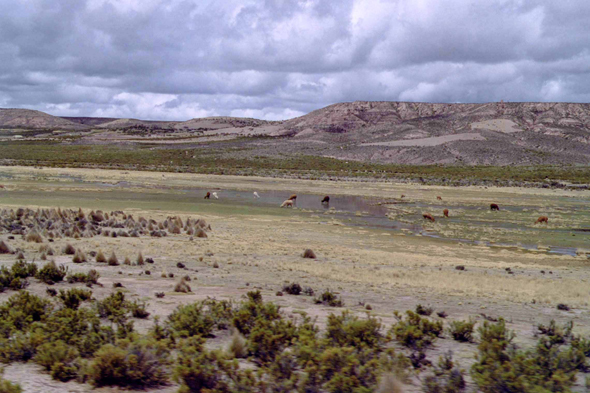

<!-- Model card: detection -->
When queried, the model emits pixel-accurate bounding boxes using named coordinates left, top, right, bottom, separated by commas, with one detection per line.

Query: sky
left=1, top=0, right=589, bottom=121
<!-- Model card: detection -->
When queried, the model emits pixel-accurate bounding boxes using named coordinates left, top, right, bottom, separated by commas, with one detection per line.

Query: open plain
left=1, top=165, right=590, bottom=391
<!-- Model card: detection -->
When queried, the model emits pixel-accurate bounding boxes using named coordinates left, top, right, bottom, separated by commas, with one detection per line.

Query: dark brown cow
left=437, top=196, right=442, bottom=200
left=321, top=196, right=330, bottom=204
left=422, top=213, right=435, bottom=222
left=490, top=203, right=500, bottom=211
left=443, top=209, right=449, bottom=218
left=204, top=192, right=211, bottom=199
left=535, top=216, right=549, bottom=224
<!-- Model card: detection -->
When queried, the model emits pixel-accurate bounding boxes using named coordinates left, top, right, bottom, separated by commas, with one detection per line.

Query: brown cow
left=422, top=213, right=435, bottom=222
left=400, top=194, right=405, bottom=199
left=437, top=196, right=442, bottom=200
left=204, top=192, right=211, bottom=199
left=490, top=203, right=500, bottom=211
left=288, top=194, right=297, bottom=201
left=321, top=196, right=330, bottom=204
left=535, top=216, right=549, bottom=224
left=443, top=209, right=449, bottom=218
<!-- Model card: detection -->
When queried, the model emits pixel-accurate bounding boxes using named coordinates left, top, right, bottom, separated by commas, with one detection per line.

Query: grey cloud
left=1, top=0, right=590, bottom=120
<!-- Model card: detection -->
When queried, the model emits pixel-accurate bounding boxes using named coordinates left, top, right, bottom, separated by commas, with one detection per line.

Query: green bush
left=448, top=319, right=476, bottom=343
left=537, top=320, right=573, bottom=345
left=0, top=371, right=22, bottom=393
left=36, top=261, right=67, bottom=284
left=0, top=291, right=53, bottom=337
left=282, top=282, right=302, bottom=295
left=422, top=352, right=466, bottom=393
left=415, top=304, right=433, bottom=316
left=166, top=303, right=215, bottom=338
left=66, top=269, right=100, bottom=285
left=129, top=300, right=150, bottom=319
left=33, top=340, right=79, bottom=381
left=57, top=288, right=93, bottom=310
left=314, top=290, right=344, bottom=307
left=390, top=311, right=443, bottom=350
left=325, top=311, right=384, bottom=350
left=232, top=291, right=281, bottom=336
left=471, top=318, right=582, bottom=393
left=87, top=340, right=170, bottom=388
left=96, top=291, right=128, bottom=321
left=248, top=318, right=298, bottom=364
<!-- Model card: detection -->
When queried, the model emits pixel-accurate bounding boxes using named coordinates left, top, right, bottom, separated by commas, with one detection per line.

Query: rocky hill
left=2, top=102, right=590, bottom=165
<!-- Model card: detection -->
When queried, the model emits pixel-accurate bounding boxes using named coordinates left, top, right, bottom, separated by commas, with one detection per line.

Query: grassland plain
left=2, top=141, right=590, bottom=186
left=1, top=166, right=590, bottom=392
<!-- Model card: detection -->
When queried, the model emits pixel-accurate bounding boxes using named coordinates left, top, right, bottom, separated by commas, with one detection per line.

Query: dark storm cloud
left=1, top=0, right=589, bottom=120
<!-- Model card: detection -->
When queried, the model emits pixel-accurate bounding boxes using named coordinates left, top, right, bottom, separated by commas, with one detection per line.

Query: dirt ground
left=1, top=166, right=590, bottom=392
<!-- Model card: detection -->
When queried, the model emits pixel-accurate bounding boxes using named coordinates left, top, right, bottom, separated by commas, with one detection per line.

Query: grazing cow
left=288, top=194, right=297, bottom=201
left=204, top=192, right=210, bottom=199
left=535, top=216, right=549, bottom=224
left=443, top=209, right=449, bottom=218
left=281, top=200, right=294, bottom=208
left=212, top=192, right=219, bottom=199
left=422, top=213, right=435, bottom=222
left=490, top=203, right=500, bottom=211
left=321, top=196, right=330, bottom=204
left=253, top=192, right=260, bottom=198
left=437, top=196, right=442, bottom=200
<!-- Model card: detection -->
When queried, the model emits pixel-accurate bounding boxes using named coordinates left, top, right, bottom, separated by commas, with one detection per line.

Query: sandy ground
left=1, top=166, right=590, bottom=392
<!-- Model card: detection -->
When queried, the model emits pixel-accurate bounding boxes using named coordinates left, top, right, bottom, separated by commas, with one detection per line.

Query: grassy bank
left=1, top=141, right=589, bottom=185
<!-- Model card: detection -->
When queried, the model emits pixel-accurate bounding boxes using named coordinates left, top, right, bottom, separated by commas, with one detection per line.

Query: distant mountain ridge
left=2, top=102, right=590, bottom=165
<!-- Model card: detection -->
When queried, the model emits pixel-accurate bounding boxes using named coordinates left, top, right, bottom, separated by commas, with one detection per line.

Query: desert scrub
left=325, top=311, right=384, bottom=350
left=33, top=340, right=79, bottom=381
left=471, top=318, right=583, bottom=393
left=0, top=291, right=53, bottom=337
left=232, top=291, right=281, bottom=336
left=95, top=291, right=129, bottom=322
left=314, top=289, right=344, bottom=307
left=448, top=319, right=476, bottom=342
left=57, top=288, right=93, bottom=310
left=174, top=277, right=191, bottom=293
left=248, top=317, right=299, bottom=364
left=0, top=370, right=21, bottom=393
left=390, top=310, right=443, bottom=350
left=86, top=339, right=170, bottom=388
left=129, top=299, right=150, bottom=319
left=282, top=282, right=302, bottom=295
left=422, top=352, right=466, bottom=393
left=63, top=243, right=76, bottom=255
left=107, top=251, right=119, bottom=266
left=36, top=260, right=67, bottom=284
left=537, top=319, right=573, bottom=345
left=66, top=269, right=100, bottom=285
left=415, top=304, right=433, bottom=316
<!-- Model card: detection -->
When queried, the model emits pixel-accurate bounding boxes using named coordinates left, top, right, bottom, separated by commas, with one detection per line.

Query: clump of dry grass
left=174, top=277, right=191, bottom=293
left=227, top=329, right=248, bottom=359
left=72, top=249, right=87, bottom=263
left=375, top=373, right=405, bottom=393
left=124, top=256, right=131, bottom=265
left=302, top=249, right=316, bottom=259
left=26, top=231, right=43, bottom=243
left=16, top=251, right=25, bottom=260
left=96, top=250, right=107, bottom=263
left=108, top=252, right=119, bottom=266
left=64, top=243, right=76, bottom=255
left=40, top=252, right=47, bottom=260
left=137, top=252, right=144, bottom=266
left=0, top=240, right=12, bottom=254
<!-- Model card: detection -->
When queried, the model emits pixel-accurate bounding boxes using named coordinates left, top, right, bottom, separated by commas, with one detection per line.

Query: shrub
left=96, top=291, right=128, bottom=321
left=326, top=311, right=384, bottom=349
left=437, top=311, right=448, bottom=318
left=422, top=352, right=466, bottom=393
left=33, top=340, right=79, bottom=381
left=57, top=288, right=93, bottom=310
left=87, top=341, right=170, bottom=388
left=137, top=252, right=144, bottom=266
left=537, top=320, right=573, bottom=345
left=0, top=372, right=22, bottom=393
left=107, top=252, right=119, bottom=266
left=174, top=278, right=191, bottom=293
left=64, top=243, right=76, bottom=255
left=227, top=329, right=248, bottom=359
left=0, top=291, right=53, bottom=336
left=166, top=303, right=215, bottom=338
left=96, top=251, right=106, bottom=263
left=129, top=300, right=150, bottom=319
left=123, top=257, right=131, bottom=265
left=0, top=241, right=12, bottom=254
left=36, top=261, right=67, bottom=284
left=72, top=250, right=87, bottom=263
left=416, top=304, right=433, bottom=316
left=302, top=249, right=316, bottom=258
left=155, top=292, right=165, bottom=298
left=314, top=290, right=343, bottom=307
left=232, top=291, right=281, bottom=336
left=10, top=260, right=37, bottom=279
left=282, top=282, right=302, bottom=295
left=25, top=232, right=43, bottom=243
left=248, top=317, right=298, bottom=364
left=303, top=286, right=315, bottom=296
left=448, top=319, right=476, bottom=342
left=391, top=310, right=443, bottom=350
left=177, top=262, right=185, bottom=269
left=471, top=319, right=581, bottom=393
left=46, top=288, right=57, bottom=297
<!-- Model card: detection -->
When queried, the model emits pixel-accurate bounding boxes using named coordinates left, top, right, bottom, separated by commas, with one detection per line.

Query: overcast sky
left=1, top=0, right=589, bottom=121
